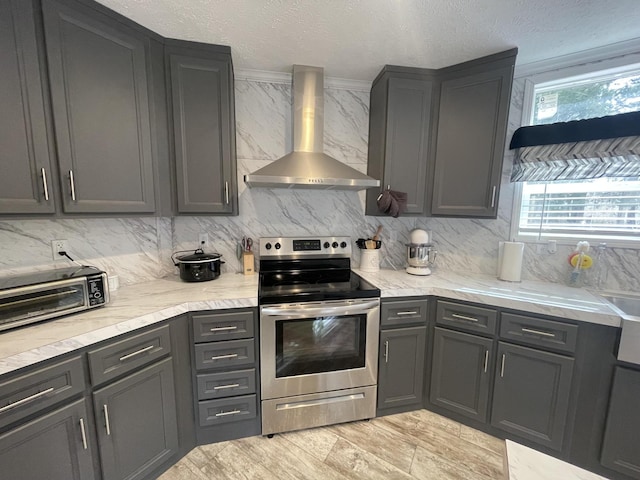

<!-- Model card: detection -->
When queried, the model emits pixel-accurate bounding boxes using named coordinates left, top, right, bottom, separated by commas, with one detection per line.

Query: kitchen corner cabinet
left=0, top=0, right=55, bottom=214
left=42, top=0, right=156, bottom=214
left=377, top=299, right=428, bottom=414
left=365, top=69, right=437, bottom=216
left=431, top=50, right=516, bottom=217
left=166, top=41, right=238, bottom=215
left=601, top=367, right=640, bottom=479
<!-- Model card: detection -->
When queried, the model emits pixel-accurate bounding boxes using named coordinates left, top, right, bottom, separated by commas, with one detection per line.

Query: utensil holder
left=360, top=250, right=380, bottom=272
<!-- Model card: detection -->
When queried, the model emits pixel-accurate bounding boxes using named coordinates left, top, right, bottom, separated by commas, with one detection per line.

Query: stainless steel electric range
left=257, top=236, right=381, bottom=436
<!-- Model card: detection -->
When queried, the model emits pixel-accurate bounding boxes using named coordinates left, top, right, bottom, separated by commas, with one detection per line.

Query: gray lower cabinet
left=601, top=367, right=640, bottom=479
left=490, top=341, right=574, bottom=451
left=0, top=398, right=96, bottom=480
left=430, top=327, right=493, bottom=422
left=377, top=326, right=427, bottom=411
left=93, top=357, right=178, bottom=480
left=42, top=0, right=156, bottom=214
left=0, top=0, right=55, bottom=214
left=166, top=42, right=237, bottom=214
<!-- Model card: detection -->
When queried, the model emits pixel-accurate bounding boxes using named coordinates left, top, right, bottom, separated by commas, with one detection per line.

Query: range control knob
left=265, top=243, right=272, bottom=250
left=332, top=241, right=339, bottom=248
left=323, top=242, right=330, bottom=249
left=275, top=242, right=281, bottom=250
left=340, top=241, right=347, bottom=248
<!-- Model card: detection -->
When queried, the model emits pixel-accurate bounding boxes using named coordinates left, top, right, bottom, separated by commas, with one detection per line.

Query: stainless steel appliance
left=406, top=228, right=436, bottom=276
left=0, top=267, right=109, bottom=332
left=258, top=236, right=380, bottom=436
left=171, top=249, right=223, bottom=282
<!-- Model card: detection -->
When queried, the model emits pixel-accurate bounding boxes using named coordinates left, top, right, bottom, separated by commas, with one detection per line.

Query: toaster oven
left=0, top=267, right=109, bottom=332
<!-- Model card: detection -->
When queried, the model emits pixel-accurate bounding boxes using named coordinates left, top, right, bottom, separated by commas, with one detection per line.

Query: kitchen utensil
left=372, top=225, right=383, bottom=241
left=172, top=249, right=224, bottom=282
left=365, top=239, right=376, bottom=249
left=241, top=236, right=254, bottom=252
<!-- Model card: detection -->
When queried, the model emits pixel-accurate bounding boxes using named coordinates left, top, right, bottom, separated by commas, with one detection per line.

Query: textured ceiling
left=96, top=0, right=640, bottom=80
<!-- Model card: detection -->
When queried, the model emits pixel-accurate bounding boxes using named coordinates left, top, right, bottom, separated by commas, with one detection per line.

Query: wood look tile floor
left=159, top=410, right=506, bottom=480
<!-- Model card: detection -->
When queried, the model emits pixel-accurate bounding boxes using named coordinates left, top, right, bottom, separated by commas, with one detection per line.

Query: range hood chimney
left=244, top=65, right=380, bottom=190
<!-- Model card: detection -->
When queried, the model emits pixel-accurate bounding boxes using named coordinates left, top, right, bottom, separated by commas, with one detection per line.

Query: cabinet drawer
left=88, top=324, right=171, bottom=387
left=436, top=300, right=497, bottom=335
left=196, top=369, right=256, bottom=400
left=0, top=356, right=85, bottom=429
left=381, top=299, right=428, bottom=327
left=192, top=310, right=254, bottom=343
left=194, top=339, right=255, bottom=371
left=500, top=313, right=578, bottom=354
left=198, top=394, right=257, bottom=427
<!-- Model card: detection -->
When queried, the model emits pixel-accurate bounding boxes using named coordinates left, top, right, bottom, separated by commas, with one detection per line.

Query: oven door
left=260, top=298, right=380, bottom=400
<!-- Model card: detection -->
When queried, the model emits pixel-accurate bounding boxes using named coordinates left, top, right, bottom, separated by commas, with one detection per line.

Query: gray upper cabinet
left=166, top=42, right=237, bottom=215
left=431, top=50, right=516, bottom=217
left=42, top=0, right=156, bottom=214
left=0, top=0, right=55, bottom=214
left=366, top=68, right=436, bottom=216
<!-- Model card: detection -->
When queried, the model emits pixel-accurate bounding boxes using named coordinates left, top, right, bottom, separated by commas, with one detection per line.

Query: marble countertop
left=0, top=269, right=622, bottom=377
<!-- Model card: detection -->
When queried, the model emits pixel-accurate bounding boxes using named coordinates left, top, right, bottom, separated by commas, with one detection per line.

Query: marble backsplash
left=1, top=76, right=639, bottom=293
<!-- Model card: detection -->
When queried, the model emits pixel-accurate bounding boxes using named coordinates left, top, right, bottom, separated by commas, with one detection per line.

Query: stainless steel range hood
left=244, top=65, right=380, bottom=191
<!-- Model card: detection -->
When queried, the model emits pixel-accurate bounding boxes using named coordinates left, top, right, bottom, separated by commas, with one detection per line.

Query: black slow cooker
left=172, top=249, right=224, bottom=282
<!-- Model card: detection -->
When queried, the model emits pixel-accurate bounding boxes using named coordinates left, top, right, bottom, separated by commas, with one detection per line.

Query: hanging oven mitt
left=376, top=189, right=408, bottom=218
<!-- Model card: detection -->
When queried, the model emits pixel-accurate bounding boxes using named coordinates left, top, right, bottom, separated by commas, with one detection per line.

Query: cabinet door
left=42, top=0, right=155, bottom=214
left=491, top=342, right=574, bottom=451
left=378, top=326, right=427, bottom=411
left=0, top=398, right=96, bottom=480
left=366, top=76, right=433, bottom=215
left=601, top=367, right=640, bottom=479
left=93, top=357, right=178, bottom=480
left=168, top=51, right=237, bottom=214
left=0, top=0, right=55, bottom=214
left=431, top=63, right=514, bottom=217
left=430, top=327, right=493, bottom=422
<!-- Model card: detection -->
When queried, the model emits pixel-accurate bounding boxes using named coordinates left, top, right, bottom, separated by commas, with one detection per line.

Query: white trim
left=234, top=68, right=371, bottom=92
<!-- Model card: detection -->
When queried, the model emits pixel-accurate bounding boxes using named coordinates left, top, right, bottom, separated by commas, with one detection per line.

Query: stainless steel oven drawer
left=261, top=385, right=377, bottom=435
left=194, top=339, right=255, bottom=371
left=192, top=310, right=255, bottom=343
left=198, top=394, right=257, bottom=427
left=196, top=369, right=257, bottom=400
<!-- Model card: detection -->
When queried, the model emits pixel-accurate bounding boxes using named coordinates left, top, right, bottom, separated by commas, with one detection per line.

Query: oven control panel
left=259, top=236, right=352, bottom=258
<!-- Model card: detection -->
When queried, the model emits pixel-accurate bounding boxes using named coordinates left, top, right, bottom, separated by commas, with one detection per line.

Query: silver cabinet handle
left=211, top=353, right=238, bottom=361
left=0, top=387, right=54, bottom=413
left=210, top=326, right=238, bottom=332
left=384, top=340, right=389, bottom=363
left=500, top=354, right=506, bottom=378
left=491, top=185, right=497, bottom=208
left=396, top=311, right=418, bottom=316
left=69, top=170, right=76, bottom=201
left=224, top=181, right=229, bottom=205
left=41, top=168, right=49, bottom=201
left=483, top=350, right=489, bottom=373
left=79, top=417, right=88, bottom=450
left=119, top=345, right=155, bottom=362
left=451, top=313, right=479, bottom=323
left=521, top=328, right=556, bottom=338
left=103, top=404, right=111, bottom=435
left=213, top=383, right=240, bottom=390
left=215, top=409, right=241, bottom=417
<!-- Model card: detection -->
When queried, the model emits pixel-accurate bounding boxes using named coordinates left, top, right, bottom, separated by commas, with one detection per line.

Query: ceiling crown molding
left=235, top=68, right=371, bottom=92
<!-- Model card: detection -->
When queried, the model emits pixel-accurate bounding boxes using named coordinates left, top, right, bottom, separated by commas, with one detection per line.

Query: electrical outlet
left=51, top=239, right=68, bottom=261
left=198, top=233, right=209, bottom=249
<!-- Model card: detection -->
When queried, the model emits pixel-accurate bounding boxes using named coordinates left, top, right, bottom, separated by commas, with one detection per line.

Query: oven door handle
left=261, top=300, right=379, bottom=318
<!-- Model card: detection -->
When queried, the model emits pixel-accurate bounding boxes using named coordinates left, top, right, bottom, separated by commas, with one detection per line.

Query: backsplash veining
left=1, top=75, right=639, bottom=292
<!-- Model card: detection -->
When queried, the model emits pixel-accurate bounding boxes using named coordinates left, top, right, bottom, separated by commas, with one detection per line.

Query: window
left=513, top=66, right=640, bottom=245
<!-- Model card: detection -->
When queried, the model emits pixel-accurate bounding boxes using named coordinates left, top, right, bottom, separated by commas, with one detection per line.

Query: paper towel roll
left=498, top=242, right=524, bottom=282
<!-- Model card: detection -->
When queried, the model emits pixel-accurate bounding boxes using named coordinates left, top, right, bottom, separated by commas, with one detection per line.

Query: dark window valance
left=510, top=111, right=640, bottom=182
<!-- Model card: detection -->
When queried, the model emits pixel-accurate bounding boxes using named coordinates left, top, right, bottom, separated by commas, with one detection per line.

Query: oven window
left=275, top=314, right=366, bottom=377
left=0, top=284, right=86, bottom=327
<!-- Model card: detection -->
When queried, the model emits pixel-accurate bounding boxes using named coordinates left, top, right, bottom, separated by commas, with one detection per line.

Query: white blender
left=406, top=229, right=437, bottom=276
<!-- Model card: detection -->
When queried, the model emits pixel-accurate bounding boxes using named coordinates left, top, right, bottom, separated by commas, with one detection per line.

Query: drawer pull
left=211, top=353, right=239, bottom=361
left=41, top=168, right=49, bottom=201
left=500, top=354, right=506, bottom=378
left=215, top=409, right=241, bottom=417
left=209, top=326, right=238, bottom=332
left=79, top=417, right=88, bottom=450
left=483, top=350, right=489, bottom=373
left=69, top=170, right=76, bottom=201
left=451, top=313, right=479, bottom=323
left=521, top=327, right=556, bottom=338
left=103, top=404, right=111, bottom=435
left=119, top=345, right=155, bottom=362
left=384, top=340, right=389, bottom=363
left=0, top=387, right=55, bottom=413
left=213, top=383, right=240, bottom=390
left=396, top=311, right=418, bottom=316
